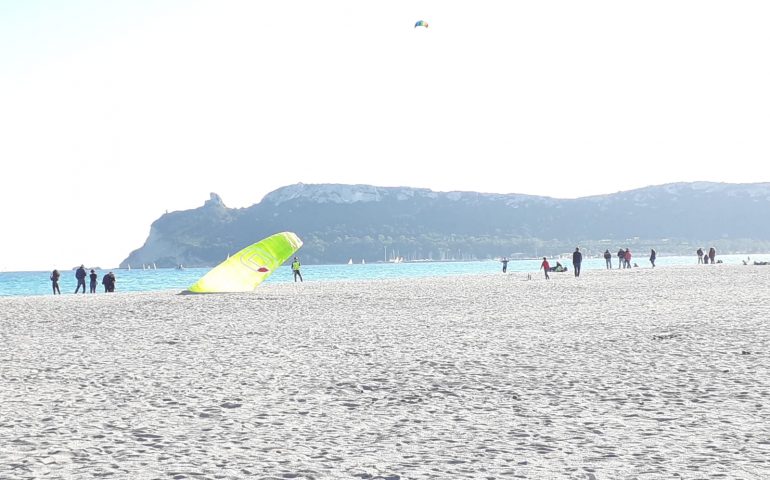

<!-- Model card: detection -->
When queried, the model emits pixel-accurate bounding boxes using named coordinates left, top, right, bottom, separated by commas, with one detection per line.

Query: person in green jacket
left=291, top=257, right=303, bottom=282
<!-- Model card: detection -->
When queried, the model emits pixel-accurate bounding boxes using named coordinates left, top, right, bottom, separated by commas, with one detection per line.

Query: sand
left=1, top=264, right=769, bottom=479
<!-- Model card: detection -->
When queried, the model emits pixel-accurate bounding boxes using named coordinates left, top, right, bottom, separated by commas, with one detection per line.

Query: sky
left=1, top=1, right=769, bottom=272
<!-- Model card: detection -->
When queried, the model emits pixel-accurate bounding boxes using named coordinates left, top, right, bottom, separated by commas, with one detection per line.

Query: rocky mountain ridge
left=121, top=182, right=770, bottom=268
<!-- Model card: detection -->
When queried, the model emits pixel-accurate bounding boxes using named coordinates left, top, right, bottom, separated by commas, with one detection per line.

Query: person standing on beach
left=500, top=257, right=509, bottom=273
left=291, top=257, right=303, bottom=282
left=89, top=269, right=98, bottom=293
left=697, top=248, right=704, bottom=264
left=708, top=247, right=716, bottom=264
left=624, top=249, right=632, bottom=269
left=50, top=269, right=61, bottom=294
left=649, top=248, right=657, bottom=268
left=603, top=249, right=612, bottom=269
left=102, top=271, right=116, bottom=292
left=617, top=248, right=625, bottom=269
left=572, top=247, right=582, bottom=277
left=540, top=257, right=550, bottom=280
left=74, top=265, right=87, bottom=293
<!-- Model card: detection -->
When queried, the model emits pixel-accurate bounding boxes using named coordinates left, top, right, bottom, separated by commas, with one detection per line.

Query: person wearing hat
left=89, top=269, right=98, bottom=293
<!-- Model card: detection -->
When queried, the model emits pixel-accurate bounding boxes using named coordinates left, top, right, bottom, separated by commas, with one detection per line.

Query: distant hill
left=121, top=182, right=770, bottom=268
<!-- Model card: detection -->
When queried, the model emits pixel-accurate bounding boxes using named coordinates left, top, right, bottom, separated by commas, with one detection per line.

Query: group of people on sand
left=696, top=247, right=717, bottom=264
left=539, top=247, right=584, bottom=279
left=533, top=246, right=664, bottom=280
left=50, top=265, right=116, bottom=295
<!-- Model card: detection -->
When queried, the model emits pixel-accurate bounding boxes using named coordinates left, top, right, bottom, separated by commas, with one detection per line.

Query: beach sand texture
left=1, top=265, right=769, bottom=479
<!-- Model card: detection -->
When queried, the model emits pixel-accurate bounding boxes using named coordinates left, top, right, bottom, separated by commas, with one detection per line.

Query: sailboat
left=348, top=258, right=353, bottom=265
left=361, top=259, right=366, bottom=264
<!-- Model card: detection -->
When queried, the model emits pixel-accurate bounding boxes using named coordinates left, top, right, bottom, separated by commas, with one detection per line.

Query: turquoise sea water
left=0, top=254, right=763, bottom=297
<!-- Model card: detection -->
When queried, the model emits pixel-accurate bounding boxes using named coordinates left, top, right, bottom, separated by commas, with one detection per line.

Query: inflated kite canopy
left=185, top=231, right=303, bottom=293
left=414, top=20, right=428, bottom=28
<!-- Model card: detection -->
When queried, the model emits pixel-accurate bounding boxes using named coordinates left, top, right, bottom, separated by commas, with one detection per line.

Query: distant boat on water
left=348, top=258, right=353, bottom=265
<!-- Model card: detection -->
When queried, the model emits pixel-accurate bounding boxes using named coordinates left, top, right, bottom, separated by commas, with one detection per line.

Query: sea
left=1, top=253, right=764, bottom=297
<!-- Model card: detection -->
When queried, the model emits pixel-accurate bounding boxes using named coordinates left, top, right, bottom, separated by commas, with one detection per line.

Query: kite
left=414, top=20, right=428, bottom=28
left=185, top=231, right=303, bottom=293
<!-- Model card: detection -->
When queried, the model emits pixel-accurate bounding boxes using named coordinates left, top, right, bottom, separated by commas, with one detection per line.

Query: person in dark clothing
left=89, top=269, right=98, bottom=293
left=500, top=257, right=509, bottom=273
left=617, top=248, right=625, bottom=269
left=604, top=249, right=612, bottom=269
left=50, top=269, right=61, bottom=295
left=708, top=247, right=716, bottom=264
left=102, top=271, right=116, bottom=292
left=697, top=248, right=704, bottom=264
left=572, top=247, right=583, bottom=277
left=291, top=257, right=303, bottom=282
left=74, top=265, right=87, bottom=293
left=649, top=248, right=657, bottom=268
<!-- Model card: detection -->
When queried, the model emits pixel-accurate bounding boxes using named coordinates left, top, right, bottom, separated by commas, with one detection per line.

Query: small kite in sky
left=414, top=20, right=428, bottom=28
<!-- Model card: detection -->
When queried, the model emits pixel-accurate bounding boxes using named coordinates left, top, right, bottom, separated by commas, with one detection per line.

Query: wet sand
left=1, top=264, right=769, bottom=479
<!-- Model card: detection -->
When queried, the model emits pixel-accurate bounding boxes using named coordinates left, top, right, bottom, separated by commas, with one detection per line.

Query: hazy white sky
left=1, top=1, right=768, bottom=271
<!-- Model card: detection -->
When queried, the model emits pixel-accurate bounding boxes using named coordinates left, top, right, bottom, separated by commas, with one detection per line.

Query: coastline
left=1, top=265, right=769, bottom=478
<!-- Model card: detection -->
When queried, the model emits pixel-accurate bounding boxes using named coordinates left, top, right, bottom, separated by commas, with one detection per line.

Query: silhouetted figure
left=74, top=265, right=87, bottom=293
left=540, top=257, right=550, bottom=280
left=604, top=249, right=612, bottom=269
left=102, top=271, right=116, bottom=292
left=292, top=257, right=303, bottom=282
left=649, top=248, right=656, bottom=268
left=572, top=247, right=582, bottom=277
left=697, top=248, right=704, bottom=264
left=617, top=248, right=625, bottom=269
left=50, top=269, right=61, bottom=295
left=500, top=258, right=509, bottom=273
left=89, top=269, right=98, bottom=293
left=708, top=247, right=716, bottom=264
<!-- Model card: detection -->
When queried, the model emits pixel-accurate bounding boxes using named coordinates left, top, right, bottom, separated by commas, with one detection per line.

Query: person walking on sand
left=500, top=257, right=509, bottom=273
left=540, top=257, right=550, bottom=280
left=697, top=247, right=704, bottom=264
left=708, top=247, right=716, bottom=264
left=291, top=256, right=303, bottom=282
left=74, top=265, right=87, bottom=293
left=89, top=269, right=98, bottom=293
left=50, top=269, right=61, bottom=295
left=572, top=247, right=583, bottom=277
left=649, top=248, right=657, bottom=268
left=617, top=248, right=625, bottom=269
left=603, top=249, right=612, bottom=269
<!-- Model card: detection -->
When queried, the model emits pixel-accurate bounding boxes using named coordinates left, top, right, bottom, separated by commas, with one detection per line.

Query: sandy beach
left=1, top=264, right=769, bottom=479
